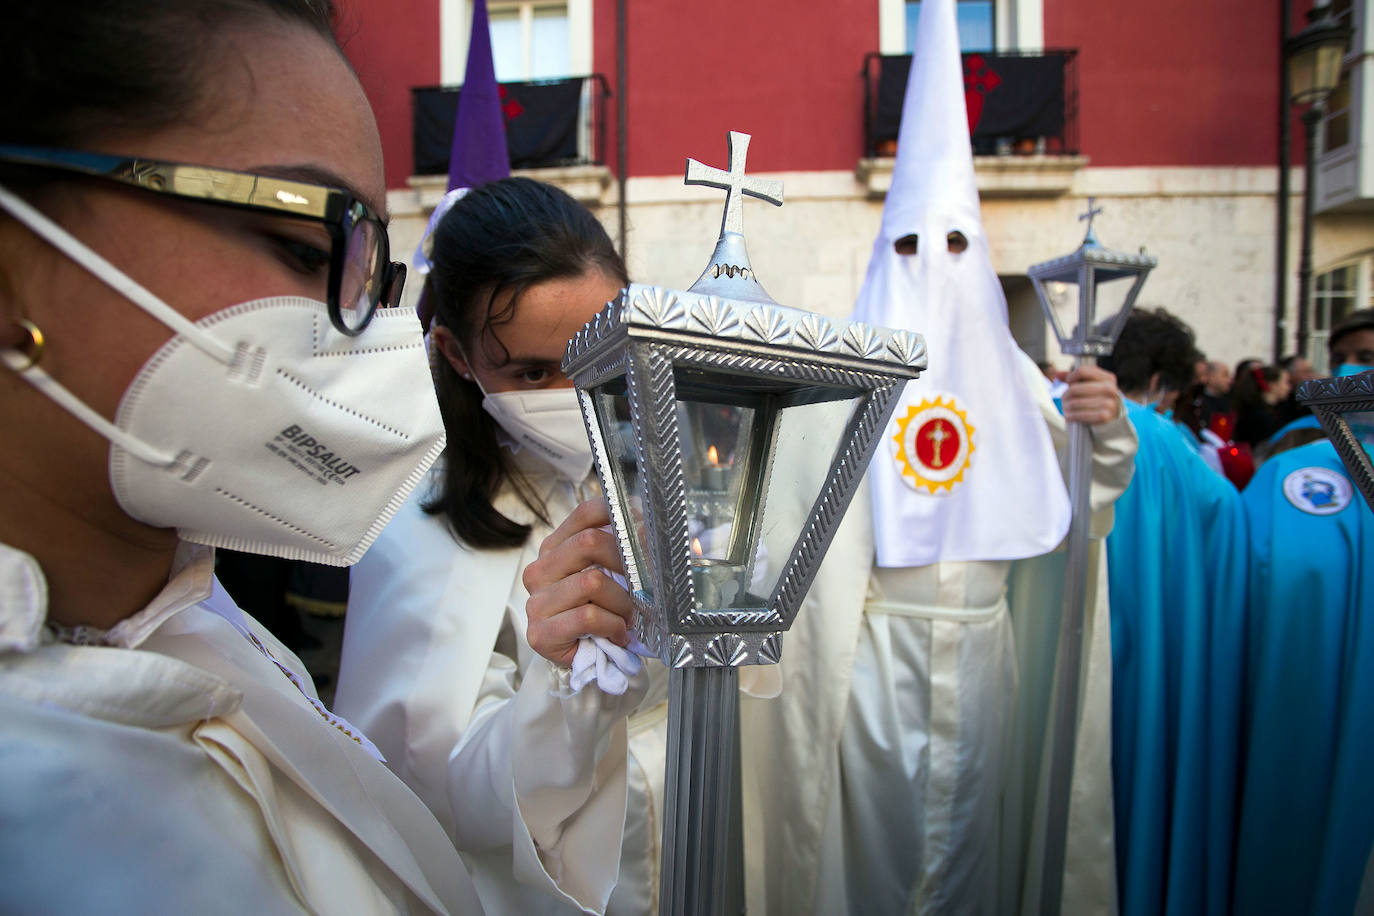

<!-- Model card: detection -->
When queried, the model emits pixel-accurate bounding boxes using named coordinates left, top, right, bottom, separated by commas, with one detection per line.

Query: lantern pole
left=1035, top=360, right=1095, bottom=916
left=1029, top=201, right=1155, bottom=915
left=659, top=667, right=741, bottom=915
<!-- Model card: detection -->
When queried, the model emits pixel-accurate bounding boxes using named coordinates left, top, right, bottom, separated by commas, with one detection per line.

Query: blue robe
left=1232, top=440, right=1374, bottom=915
left=1107, top=400, right=1249, bottom=916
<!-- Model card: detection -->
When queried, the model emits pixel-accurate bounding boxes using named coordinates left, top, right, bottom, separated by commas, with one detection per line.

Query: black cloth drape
left=873, top=52, right=1067, bottom=150
left=413, top=78, right=584, bottom=175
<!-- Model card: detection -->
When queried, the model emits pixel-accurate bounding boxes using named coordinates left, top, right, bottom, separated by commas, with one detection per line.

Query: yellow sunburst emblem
left=892, top=395, right=976, bottom=495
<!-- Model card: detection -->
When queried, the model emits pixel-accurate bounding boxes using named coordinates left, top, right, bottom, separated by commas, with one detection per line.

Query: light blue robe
left=1107, top=400, right=1249, bottom=916
left=1233, top=440, right=1374, bottom=915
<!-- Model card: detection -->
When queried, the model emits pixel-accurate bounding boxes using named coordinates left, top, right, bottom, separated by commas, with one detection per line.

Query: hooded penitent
left=851, top=0, right=1069, bottom=566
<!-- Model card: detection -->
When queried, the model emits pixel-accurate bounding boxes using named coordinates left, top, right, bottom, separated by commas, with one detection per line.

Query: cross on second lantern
left=1078, top=196, right=1104, bottom=244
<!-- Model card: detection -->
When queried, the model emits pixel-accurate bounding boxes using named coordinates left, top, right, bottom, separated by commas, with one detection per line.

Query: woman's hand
left=1060, top=365, right=1122, bottom=426
left=523, top=498, right=635, bottom=669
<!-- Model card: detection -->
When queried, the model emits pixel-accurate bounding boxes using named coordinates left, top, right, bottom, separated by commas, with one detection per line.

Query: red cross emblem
left=499, top=86, right=524, bottom=121
left=963, top=54, right=1001, bottom=132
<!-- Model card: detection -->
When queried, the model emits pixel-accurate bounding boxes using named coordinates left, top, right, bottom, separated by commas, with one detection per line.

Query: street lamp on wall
left=1287, top=0, right=1352, bottom=358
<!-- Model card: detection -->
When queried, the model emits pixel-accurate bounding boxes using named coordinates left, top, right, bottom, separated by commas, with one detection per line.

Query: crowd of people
left=1091, top=306, right=1374, bottom=915
left=1157, top=315, right=1372, bottom=490
left=2, top=1, right=1372, bottom=915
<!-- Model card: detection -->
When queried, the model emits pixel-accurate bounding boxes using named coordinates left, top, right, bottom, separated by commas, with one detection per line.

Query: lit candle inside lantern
left=701, top=444, right=728, bottom=491
left=691, top=535, right=744, bottom=608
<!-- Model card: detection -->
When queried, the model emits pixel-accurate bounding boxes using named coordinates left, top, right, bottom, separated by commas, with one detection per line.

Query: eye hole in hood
left=893, top=230, right=969, bottom=257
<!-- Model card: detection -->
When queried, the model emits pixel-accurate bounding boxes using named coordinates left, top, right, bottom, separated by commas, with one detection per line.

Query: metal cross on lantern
left=1028, top=201, right=1156, bottom=915
left=564, top=131, right=926, bottom=915
left=685, top=132, right=784, bottom=243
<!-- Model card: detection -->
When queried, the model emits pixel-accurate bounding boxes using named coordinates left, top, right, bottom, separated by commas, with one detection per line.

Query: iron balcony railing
left=863, top=50, right=1079, bottom=159
left=412, top=73, right=611, bottom=175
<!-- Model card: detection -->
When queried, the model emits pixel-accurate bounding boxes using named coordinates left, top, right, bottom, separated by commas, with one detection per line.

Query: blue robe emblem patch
left=1281, top=466, right=1353, bottom=516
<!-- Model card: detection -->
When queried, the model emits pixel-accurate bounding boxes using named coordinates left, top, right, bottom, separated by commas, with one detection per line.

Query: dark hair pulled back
left=1098, top=308, right=1198, bottom=396
left=1231, top=363, right=1283, bottom=409
left=424, top=177, right=627, bottom=549
left=2, top=0, right=337, bottom=152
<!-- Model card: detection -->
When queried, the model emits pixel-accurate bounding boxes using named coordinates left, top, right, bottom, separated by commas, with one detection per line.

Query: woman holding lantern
left=337, top=177, right=687, bottom=914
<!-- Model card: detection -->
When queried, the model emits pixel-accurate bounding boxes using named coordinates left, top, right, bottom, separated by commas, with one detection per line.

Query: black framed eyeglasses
left=0, top=145, right=405, bottom=336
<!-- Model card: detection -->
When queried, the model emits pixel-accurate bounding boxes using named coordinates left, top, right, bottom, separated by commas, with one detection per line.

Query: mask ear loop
left=445, top=331, right=491, bottom=398
left=0, top=187, right=184, bottom=466
left=0, top=185, right=237, bottom=367
left=1, top=344, right=176, bottom=465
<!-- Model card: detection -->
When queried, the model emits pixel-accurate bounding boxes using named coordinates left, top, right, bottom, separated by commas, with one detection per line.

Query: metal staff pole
left=1036, top=353, right=1094, bottom=916
left=1028, top=201, right=1155, bottom=914
left=659, top=668, right=743, bottom=916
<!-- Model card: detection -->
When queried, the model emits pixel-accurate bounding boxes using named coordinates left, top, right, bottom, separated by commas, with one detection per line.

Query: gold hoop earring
left=7, top=319, right=45, bottom=371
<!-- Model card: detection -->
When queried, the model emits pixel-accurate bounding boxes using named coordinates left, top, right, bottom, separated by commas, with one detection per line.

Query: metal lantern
left=1285, top=4, right=1354, bottom=357
left=563, top=131, right=925, bottom=915
left=1028, top=200, right=1158, bottom=359
left=1027, top=201, right=1155, bottom=916
left=1298, top=370, right=1374, bottom=511
left=1286, top=0, right=1352, bottom=107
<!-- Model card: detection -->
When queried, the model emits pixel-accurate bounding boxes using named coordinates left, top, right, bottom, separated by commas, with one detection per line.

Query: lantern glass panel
left=1290, top=50, right=1319, bottom=103
left=1347, top=410, right=1374, bottom=442
left=591, top=379, right=654, bottom=602
left=1086, top=270, right=1143, bottom=344
left=680, top=399, right=757, bottom=561
left=678, top=396, right=765, bottom=610
left=1313, top=44, right=1346, bottom=98
left=674, top=366, right=861, bottom=612
left=754, top=391, right=861, bottom=595
left=1038, top=279, right=1076, bottom=348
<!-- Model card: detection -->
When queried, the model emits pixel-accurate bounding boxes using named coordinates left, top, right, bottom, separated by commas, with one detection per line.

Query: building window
left=880, top=0, right=1040, bottom=54
left=441, top=0, right=592, bottom=85
left=1330, top=0, right=1357, bottom=49
left=905, top=0, right=996, bottom=52
left=491, top=2, right=570, bottom=81
left=1322, top=72, right=1352, bottom=152
left=1311, top=260, right=1373, bottom=369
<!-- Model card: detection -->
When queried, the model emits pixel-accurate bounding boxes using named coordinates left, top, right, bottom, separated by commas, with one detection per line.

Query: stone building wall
left=387, top=164, right=1374, bottom=369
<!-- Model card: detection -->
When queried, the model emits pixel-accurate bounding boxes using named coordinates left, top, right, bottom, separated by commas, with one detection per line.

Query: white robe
left=337, top=454, right=782, bottom=915
left=0, top=541, right=483, bottom=915
left=336, top=459, right=667, bottom=915
left=743, top=360, right=1136, bottom=916
left=337, top=368, right=1133, bottom=916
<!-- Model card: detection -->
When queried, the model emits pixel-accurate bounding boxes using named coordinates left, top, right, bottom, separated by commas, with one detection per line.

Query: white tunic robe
left=0, top=541, right=483, bottom=915
left=337, top=459, right=667, bottom=915
left=338, top=372, right=1133, bottom=915
left=337, top=454, right=782, bottom=914
left=744, top=366, right=1136, bottom=916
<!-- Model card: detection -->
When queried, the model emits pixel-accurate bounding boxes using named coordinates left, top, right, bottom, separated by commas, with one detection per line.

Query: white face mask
left=0, top=185, right=445, bottom=566
left=480, top=386, right=595, bottom=482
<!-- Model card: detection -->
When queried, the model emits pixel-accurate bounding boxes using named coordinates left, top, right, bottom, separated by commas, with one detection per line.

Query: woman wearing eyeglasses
left=0, top=2, right=599, bottom=912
